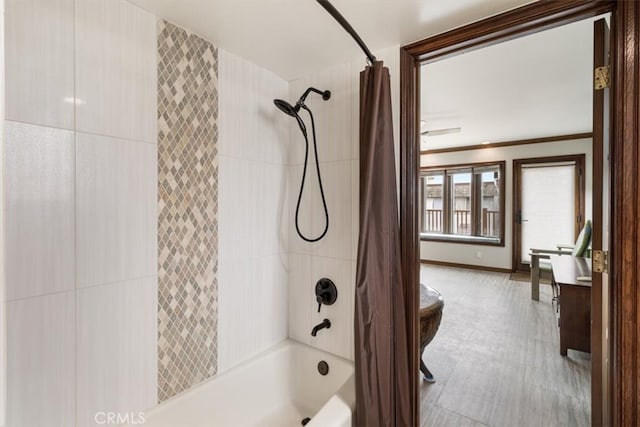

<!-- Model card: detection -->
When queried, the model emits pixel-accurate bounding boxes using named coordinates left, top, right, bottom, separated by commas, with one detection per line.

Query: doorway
left=416, top=17, right=596, bottom=425
left=398, top=2, right=640, bottom=426
left=513, top=155, right=586, bottom=272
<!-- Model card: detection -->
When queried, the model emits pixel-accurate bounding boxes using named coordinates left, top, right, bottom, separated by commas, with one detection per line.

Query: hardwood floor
left=419, top=265, right=590, bottom=427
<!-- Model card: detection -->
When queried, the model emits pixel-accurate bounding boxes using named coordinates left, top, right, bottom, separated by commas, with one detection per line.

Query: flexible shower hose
left=295, top=105, right=329, bottom=242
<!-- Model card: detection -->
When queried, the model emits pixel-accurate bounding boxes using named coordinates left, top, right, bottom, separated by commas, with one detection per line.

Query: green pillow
left=572, top=220, right=592, bottom=257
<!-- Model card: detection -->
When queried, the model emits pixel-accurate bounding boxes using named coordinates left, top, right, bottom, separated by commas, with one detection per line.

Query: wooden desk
left=549, top=256, right=592, bottom=356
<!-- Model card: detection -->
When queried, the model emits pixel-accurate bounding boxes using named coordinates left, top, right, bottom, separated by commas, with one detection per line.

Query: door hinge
left=593, top=250, right=609, bottom=273
left=595, top=65, right=610, bottom=90
left=577, top=214, right=582, bottom=223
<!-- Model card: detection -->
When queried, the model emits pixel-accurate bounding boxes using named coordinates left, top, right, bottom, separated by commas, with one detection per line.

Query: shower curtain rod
left=316, top=0, right=377, bottom=64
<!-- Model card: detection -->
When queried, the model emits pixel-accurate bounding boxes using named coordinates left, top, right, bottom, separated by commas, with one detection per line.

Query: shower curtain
left=355, top=61, right=413, bottom=426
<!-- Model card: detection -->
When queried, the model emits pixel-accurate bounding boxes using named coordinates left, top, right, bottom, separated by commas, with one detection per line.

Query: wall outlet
left=475, top=251, right=482, bottom=259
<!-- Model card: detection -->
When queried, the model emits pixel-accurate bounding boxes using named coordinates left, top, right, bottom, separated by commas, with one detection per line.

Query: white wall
left=4, top=0, right=158, bottom=426
left=217, top=50, right=290, bottom=373
left=287, top=46, right=400, bottom=360
left=420, top=18, right=593, bottom=150
left=420, top=139, right=593, bottom=270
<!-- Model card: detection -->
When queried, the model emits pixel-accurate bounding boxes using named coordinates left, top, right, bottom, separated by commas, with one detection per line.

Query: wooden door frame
left=399, top=1, right=640, bottom=426
left=512, top=154, right=586, bottom=272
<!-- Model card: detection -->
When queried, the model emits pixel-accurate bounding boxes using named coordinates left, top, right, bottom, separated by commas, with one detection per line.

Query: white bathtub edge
left=307, top=374, right=356, bottom=427
left=121, top=339, right=355, bottom=427
left=140, top=338, right=292, bottom=419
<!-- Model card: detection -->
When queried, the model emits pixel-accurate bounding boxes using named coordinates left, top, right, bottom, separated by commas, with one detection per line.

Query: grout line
left=4, top=286, right=77, bottom=303
left=75, top=274, right=159, bottom=293
left=3, top=118, right=74, bottom=134
left=74, top=129, right=157, bottom=146
left=3, top=119, right=157, bottom=147
left=287, top=251, right=356, bottom=263
left=6, top=274, right=159, bottom=304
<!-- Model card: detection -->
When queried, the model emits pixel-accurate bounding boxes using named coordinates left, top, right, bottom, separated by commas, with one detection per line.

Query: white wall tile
left=217, top=49, right=291, bottom=374
left=256, top=162, right=288, bottom=257
left=312, top=160, right=352, bottom=260
left=76, top=277, right=157, bottom=427
left=257, top=70, right=289, bottom=165
left=309, top=63, right=353, bottom=163
left=288, top=162, right=352, bottom=259
left=218, top=50, right=290, bottom=164
left=257, top=255, right=288, bottom=348
left=217, top=237, right=288, bottom=374
left=5, top=0, right=74, bottom=129
left=217, top=258, right=258, bottom=372
left=287, top=253, right=312, bottom=345
left=288, top=63, right=354, bottom=165
left=5, top=121, right=75, bottom=300
left=217, top=156, right=256, bottom=264
left=217, top=50, right=259, bottom=160
left=76, top=133, right=157, bottom=288
left=7, top=292, right=75, bottom=427
left=5, top=2, right=161, bottom=425
left=287, top=163, right=317, bottom=255
left=75, top=0, right=157, bottom=143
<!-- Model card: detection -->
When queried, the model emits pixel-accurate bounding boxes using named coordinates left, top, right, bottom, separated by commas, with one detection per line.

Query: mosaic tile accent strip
left=157, top=19, right=219, bottom=402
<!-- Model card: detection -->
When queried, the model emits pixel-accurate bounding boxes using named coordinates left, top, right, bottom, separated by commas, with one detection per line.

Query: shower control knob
left=315, top=278, right=338, bottom=313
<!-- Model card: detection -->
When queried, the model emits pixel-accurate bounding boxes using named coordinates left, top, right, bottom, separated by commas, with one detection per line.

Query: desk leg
left=531, top=256, right=540, bottom=301
left=560, top=301, right=568, bottom=356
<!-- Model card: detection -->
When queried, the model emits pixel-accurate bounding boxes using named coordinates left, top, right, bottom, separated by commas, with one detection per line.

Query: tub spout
left=311, top=319, right=331, bottom=337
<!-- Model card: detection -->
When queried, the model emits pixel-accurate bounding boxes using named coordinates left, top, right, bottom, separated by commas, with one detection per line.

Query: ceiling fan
left=420, top=120, right=461, bottom=136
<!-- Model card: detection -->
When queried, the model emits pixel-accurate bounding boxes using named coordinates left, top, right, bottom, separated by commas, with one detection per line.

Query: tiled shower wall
left=157, top=20, right=219, bottom=401
left=3, top=0, right=380, bottom=422
left=5, top=0, right=292, bottom=422
left=4, top=0, right=158, bottom=425
left=217, top=50, right=290, bottom=373
left=287, top=46, right=400, bottom=361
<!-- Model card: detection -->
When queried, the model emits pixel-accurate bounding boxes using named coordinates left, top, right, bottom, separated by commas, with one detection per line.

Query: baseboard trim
left=420, top=259, right=512, bottom=274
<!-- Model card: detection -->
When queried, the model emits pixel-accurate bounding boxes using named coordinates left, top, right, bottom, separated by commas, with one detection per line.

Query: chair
left=529, top=220, right=592, bottom=301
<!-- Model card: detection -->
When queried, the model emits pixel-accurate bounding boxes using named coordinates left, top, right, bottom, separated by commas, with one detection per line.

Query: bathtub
left=125, top=340, right=355, bottom=427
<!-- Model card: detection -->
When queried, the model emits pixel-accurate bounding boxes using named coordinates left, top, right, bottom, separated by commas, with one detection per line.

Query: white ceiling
left=420, top=17, right=596, bottom=150
left=128, top=0, right=533, bottom=80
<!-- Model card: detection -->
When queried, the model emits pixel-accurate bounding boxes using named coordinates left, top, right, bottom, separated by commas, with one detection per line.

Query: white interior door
left=520, top=163, right=577, bottom=264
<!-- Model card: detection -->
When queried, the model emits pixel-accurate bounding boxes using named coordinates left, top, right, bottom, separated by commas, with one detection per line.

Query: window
left=420, top=161, right=505, bottom=245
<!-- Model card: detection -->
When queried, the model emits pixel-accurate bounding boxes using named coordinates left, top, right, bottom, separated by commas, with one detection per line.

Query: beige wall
left=420, top=138, right=593, bottom=270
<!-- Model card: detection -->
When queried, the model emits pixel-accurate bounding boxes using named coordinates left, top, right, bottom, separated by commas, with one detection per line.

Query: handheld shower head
left=273, top=88, right=331, bottom=243
left=274, top=87, right=330, bottom=119
left=273, top=99, right=299, bottom=117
